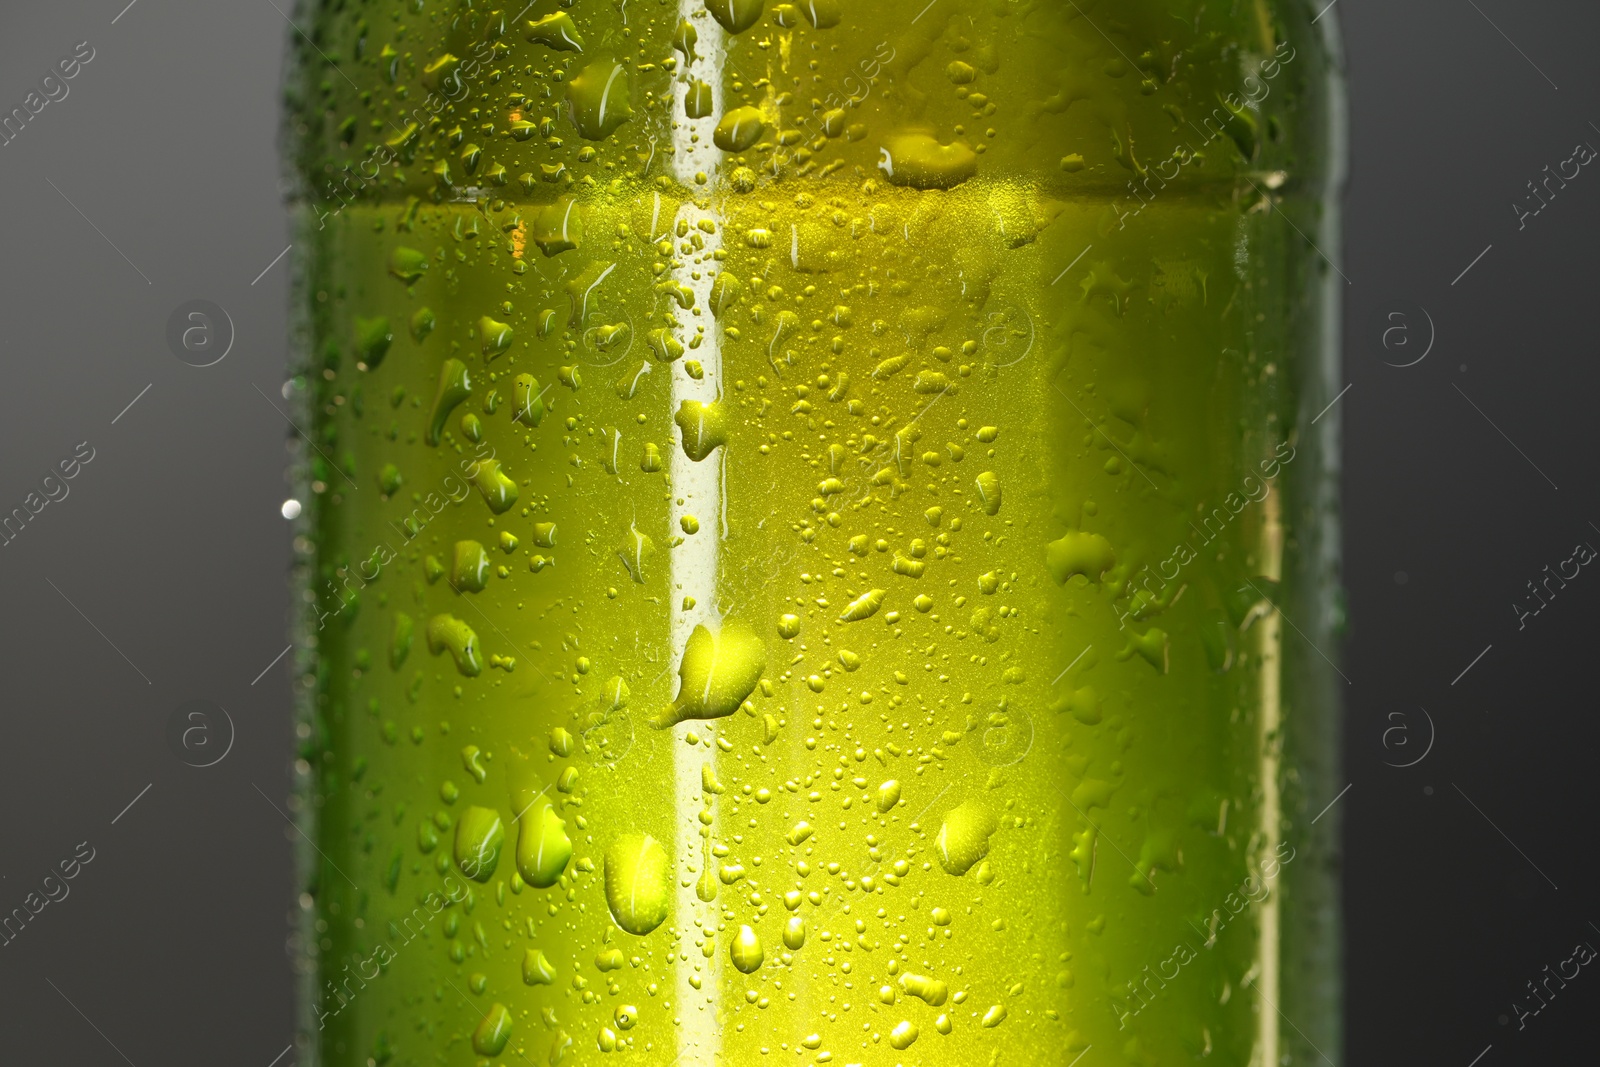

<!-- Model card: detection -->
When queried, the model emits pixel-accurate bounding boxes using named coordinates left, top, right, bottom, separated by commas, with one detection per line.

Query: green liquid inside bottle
left=287, top=2, right=1343, bottom=1064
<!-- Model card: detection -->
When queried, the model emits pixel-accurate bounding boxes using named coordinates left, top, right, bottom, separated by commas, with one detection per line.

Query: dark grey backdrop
left=0, top=2, right=1595, bottom=1064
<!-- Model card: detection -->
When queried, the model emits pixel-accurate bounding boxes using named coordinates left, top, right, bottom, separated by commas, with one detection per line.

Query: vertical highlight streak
left=669, top=5, right=724, bottom=1062
left=1255, top=487, right=1284, bottom=1067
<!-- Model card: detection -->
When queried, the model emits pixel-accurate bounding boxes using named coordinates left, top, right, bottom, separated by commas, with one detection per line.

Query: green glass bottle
left=284, top=2, right=1344, bottom=1064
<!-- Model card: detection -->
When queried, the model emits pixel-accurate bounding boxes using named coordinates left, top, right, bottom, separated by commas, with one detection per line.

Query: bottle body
left=286, top=3, right=1342, bottom=1064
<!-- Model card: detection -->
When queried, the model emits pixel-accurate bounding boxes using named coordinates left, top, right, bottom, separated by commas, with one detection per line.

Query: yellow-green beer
left=285, top=2, right=1343, bottom=1064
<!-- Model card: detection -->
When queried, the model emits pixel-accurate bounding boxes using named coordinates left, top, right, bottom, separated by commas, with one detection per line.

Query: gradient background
left=0, top=1, right=1594, bottom=1064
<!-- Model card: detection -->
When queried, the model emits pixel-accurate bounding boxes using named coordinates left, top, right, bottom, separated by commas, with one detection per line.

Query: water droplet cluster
left=286, top=1, right=1338, bottom=1063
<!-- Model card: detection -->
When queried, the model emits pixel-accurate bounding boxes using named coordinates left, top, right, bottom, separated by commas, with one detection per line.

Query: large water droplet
left=618, top=527, right=655, bottom=584
left=656, top=620, right=766, bottom=727
left=471, top=459, right=518, bottom=514
left=879, top=132, right=978, bottom=190
left=452, top=540, right=489, bottom=593
left=522, top=947, right=556, bottom=985
left=974, top=471, right=1002, bottom=515
left=672, top=19, right=698, bottom=63
left=533, top=197, right=583, bottom=256
left=838, top=589, right=886, bottom=623
left=426, top=614, right=482, bottom=677
left=354, top=316, right=392, bottom=369
left=673, top=400, right=728, bottom=461
left=684, top=80, right=713, bottom=119
left=454, top=805, right=504, bottom=881
left=706, top=0, right=765, bottom=34
left=479, top=316, right=514, bottom=359
left=713, top=107, right=766, bottom=152
left=427, top=359, right=471, bottom=446
left=1046, top=531, right=1116, bottom=585
left=730, top=925, right=764, bottom=973
left=936, top=800, right=997, bottom=876
left=900, top=973, right=949, bottom=1006
left=472, top=1003, right=513, bottom=1056
left=709, top=271, right=742, bottom=318
left=566, top=60, right=632, bottom=140
left=888, top=1020, right=919, bottom=1050
left=390, top=612, right=414, bottom=669
left=516, top=795, right=572, bottom=888
left=604, top=833, right=669, bottom=935
left=388, top=246, right=428, bottom=284
left=512, top=374, right=545, bottom=428
left=802, top=0, right=842, bottom=27
left=525, top=12, right=584, bottom=52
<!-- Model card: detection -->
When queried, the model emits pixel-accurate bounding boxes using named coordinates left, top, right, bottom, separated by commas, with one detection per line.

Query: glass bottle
left=283, top=2, right=1344, bottom=1063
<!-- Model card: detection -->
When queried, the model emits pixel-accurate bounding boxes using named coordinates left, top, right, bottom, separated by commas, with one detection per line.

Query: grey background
left=0, top=1, right=1595, bottom=1064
